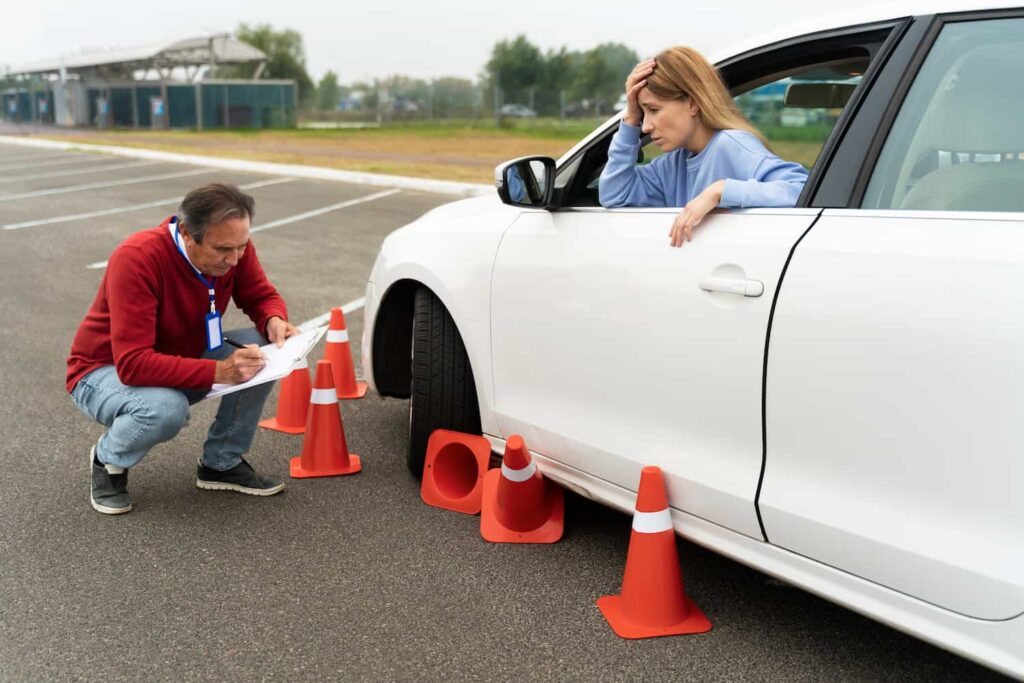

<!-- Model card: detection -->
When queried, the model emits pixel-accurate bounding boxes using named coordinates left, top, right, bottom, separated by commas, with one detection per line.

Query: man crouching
left=67, top=182, right=298, bottom=514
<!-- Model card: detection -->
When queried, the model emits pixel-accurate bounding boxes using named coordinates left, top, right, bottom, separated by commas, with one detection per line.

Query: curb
left=0, top=134, right=493, bottom=198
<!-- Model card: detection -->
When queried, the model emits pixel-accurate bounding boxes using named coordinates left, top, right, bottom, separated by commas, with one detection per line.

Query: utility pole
left=493, top=73, right=501, bottom=127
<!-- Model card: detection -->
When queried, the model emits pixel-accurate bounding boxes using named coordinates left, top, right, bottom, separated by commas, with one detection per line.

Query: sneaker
left=196, top=458, right=284, bottom=496
left=90, top=445, right=132, bottom=515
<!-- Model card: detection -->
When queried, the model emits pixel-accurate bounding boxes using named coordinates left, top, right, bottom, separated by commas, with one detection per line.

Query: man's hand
left=669, top=180, right=725, bottom=247
left=214, top=346, right=266, bottom=384
left=265, top=316, right=299, bottom=348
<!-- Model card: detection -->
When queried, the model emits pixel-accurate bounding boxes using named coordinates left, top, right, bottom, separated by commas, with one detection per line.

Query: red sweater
left=67, top=217, right=288, bottom=392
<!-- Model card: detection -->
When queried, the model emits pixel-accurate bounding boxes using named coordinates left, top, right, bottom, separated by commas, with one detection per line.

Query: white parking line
left=5, top=176, right=293, bottom=231
left=83, top=185, right=395, bottom=269
left=250, top=189, right=401, bottom=234
left=0, top=152, right=77, bottom=163
left=0, top=154, right=98, bottom=173
left=0, top=168, right=215, bottom=202
left=299, top=298, right=366, bottom=330
left=0, top=151, right=87, bottom=163
left=0, top=160, right=162, bottom=184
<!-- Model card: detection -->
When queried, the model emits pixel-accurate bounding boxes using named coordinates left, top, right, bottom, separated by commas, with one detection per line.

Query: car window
left=862, top=17, right=1024, bottom=211
left=732, top=59, right=865, bottom=171
left=561, top=49, right=873, bottom=207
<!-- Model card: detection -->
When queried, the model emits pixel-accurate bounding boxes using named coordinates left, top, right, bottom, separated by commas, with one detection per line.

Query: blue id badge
left=205, top=311, right=223, bottom=351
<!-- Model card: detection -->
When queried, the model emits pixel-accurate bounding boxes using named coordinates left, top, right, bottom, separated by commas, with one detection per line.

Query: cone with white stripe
left=290, top=360, right=361, bottom=478
left=597, top=466, right=711, bottom=638
left=325, top=307, right=367, bottom=399
left=480, top=435, right=563, bottom=543
left=258, top=358, right=312, bottom=434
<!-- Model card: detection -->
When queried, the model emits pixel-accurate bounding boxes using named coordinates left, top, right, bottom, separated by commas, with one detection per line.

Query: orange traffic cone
left=324, top=307, right=367, bottom=400
left=597, top=466, right=711, bottom=639
left=480, top=435, right=563, bottom=543
left=258, top=358, right=312, bottom=434
left=290, top=360, right=361, bottom=478
left=421, top=429, right=492, bottom=514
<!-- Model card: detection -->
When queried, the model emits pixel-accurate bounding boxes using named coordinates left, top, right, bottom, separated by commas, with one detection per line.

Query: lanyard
left=171, top=217, right=217, bottom=314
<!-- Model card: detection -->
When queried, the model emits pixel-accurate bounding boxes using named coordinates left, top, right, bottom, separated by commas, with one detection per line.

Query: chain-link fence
left=298, top=85, right=624, bottom=129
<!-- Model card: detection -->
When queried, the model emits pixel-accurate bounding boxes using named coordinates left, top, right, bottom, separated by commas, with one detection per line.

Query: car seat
left=899, top=49, right=1024, bottom=211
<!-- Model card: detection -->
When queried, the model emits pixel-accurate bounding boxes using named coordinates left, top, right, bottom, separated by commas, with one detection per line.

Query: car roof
left=555, top=1, right=1022, bottom=168
left=709, top=0, right=1024, bottom=63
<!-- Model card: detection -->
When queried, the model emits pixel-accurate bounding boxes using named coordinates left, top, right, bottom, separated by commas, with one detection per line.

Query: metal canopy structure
left=10, top=34, right=267, bottom=81
left=1, top=34, right=294, bottom=130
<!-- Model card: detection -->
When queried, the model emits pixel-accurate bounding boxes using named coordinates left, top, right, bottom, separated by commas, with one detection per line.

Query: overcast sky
left=4, top=0, right=866, bottom=83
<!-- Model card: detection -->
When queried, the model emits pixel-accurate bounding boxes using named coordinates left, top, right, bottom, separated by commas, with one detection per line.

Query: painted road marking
left=4, top=177, right=294, bottom=231
left=250, top=189, right=401, bottom=234
left=299, top=298, right=366, bottom=331
left=0, top=154, right=100, bottom=173
left=0, top=160, right=162, bottom=184
left=0, top=168, right=215, bottom=202
left=83, top=188, right=395, bottom=268
left=0, top=152, right=83, bottom=163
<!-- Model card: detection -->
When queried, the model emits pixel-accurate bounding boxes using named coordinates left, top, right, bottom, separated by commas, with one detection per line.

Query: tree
left=539, top=47, right=580, bottom=94
left=483, top=35, right=543, bottom=105
left=316, top=70, right=340, bottom=111
left=431, top=77, right=478, bottom=118
left=571, top=42, right=639, bottom=109
left=222, top=24, right=315, bottom=107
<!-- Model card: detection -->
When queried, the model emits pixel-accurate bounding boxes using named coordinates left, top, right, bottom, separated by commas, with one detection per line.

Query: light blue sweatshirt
left=599, top=122, right=809, bottom=209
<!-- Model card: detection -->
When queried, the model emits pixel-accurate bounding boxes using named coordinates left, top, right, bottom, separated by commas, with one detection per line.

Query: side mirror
left=495, top=156, right=556, bottom=209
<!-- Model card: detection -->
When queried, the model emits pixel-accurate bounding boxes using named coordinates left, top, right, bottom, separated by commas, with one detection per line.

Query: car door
left=761, top=12, right=1024, bottom=619
left=488, top=25, right=899, bottom=540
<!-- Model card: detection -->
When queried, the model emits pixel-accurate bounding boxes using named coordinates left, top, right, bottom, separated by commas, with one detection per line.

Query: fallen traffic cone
left=290, top=360, right=361, bottom=478
left=325, top=307, right=367, bottom=400
left=258, top=358, right=312, bottom=434
left=421, top=429, right=492, bottom=514
left=597, top=466, right=711, bottom=639
left=480, top=435, right=563, bottom=543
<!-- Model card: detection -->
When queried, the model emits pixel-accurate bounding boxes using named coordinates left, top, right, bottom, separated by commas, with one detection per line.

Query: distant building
left=1, top=34, right=297, bottom=129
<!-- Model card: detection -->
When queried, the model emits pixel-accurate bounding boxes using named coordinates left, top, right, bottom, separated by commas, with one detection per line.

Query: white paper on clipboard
left=204, top=326, right=327, bottom=400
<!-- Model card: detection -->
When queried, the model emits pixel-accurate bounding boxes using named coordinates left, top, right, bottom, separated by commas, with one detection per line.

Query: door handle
left=699, top=277, right=764, bottom=297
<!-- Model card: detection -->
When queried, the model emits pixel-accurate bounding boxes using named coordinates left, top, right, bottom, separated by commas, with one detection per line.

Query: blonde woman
left=600, top=47, right=809, bottom=247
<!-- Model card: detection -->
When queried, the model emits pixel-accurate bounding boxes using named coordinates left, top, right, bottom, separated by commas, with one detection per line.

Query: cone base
left=596, top=594, right=711, bottom=639
left=336, top=382, right=368, bottom=400
left=258, top=417, right=306, bottom=435
left=479, top=468, right=564, bottom=543
left=289, top=454, right=362, bottom=478
left=421, top=430, right=491, bottom=515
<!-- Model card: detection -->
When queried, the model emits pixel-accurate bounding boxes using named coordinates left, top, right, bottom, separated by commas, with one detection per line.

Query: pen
left=223, top=336, right=268, bottom=361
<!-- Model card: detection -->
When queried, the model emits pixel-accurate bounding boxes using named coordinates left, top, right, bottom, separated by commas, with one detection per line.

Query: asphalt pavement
left=0, top=138, right=1009, bottom=681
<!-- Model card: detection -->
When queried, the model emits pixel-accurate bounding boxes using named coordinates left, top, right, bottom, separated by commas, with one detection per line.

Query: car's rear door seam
left=755, top=208, right=824, bottom=543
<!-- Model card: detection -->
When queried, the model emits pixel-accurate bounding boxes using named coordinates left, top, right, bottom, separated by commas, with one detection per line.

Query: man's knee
left=132, top=389, right=190, bottom=441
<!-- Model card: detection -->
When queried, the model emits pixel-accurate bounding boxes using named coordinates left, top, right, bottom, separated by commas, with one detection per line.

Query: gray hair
left=178, top=182, right=255, bottom=243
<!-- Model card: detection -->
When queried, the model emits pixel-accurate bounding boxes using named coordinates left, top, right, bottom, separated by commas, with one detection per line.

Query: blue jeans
left=70, top=327, right=274, bottom=472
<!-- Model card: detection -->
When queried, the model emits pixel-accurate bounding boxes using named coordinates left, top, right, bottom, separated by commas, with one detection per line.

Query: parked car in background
left=363, top=2, right=1024, bottom=677
left=499, top=103, right=537, bottom=118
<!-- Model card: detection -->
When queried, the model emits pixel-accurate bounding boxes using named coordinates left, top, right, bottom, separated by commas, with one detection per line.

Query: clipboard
left=204, top=326, right=327, bottom=400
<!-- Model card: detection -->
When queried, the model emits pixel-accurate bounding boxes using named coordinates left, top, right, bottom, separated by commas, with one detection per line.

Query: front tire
left=408, top=288, right=482, bottom=478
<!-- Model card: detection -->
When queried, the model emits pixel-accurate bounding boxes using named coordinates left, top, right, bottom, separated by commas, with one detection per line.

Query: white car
left=500, top=103, right=537, bottom=118
left=363, top=2, right=1024, bottom=676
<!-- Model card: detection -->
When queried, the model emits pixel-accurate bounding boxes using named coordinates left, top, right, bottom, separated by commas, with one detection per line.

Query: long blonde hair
left=646, top=46, right=768, bottom=147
